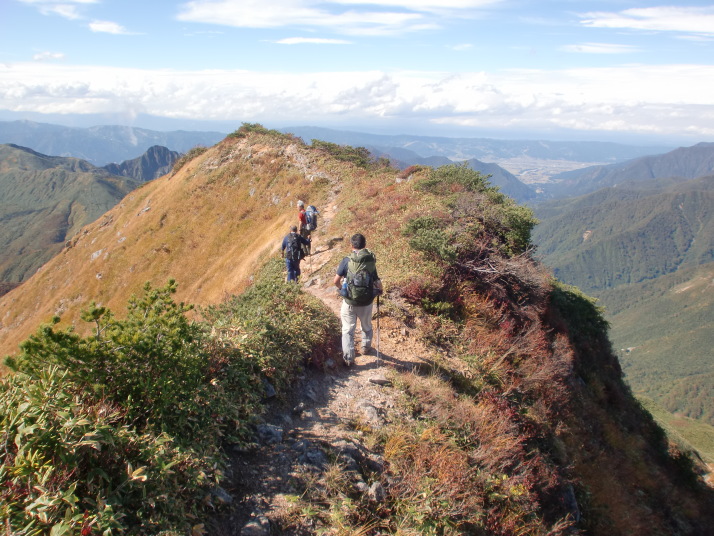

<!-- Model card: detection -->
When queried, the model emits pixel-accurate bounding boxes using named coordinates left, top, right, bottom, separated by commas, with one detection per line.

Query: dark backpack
left=285, top=233, right=303, bottom=262
left=305, top=205, right=319, bottom=231
left=346, top=249, right=377, bottom=305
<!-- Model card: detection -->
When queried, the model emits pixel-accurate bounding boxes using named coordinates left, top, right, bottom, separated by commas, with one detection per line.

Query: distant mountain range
left=0, top=120, right=225, bottom=166
left=0, top=120, right=671, bottom=179
left=280, top=125, right=671, bottom=163
left=545, top=142, right=714, bottom=198
left=103, top=145, right=181, bottom=182
left=0, top=143, right=181, bottom=292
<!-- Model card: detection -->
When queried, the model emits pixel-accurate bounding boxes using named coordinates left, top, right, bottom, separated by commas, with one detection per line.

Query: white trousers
left=340, top=300, right=374, bottom=361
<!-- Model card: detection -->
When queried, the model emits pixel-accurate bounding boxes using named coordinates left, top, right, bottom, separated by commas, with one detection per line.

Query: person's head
left=297, top=200, right=305, bottom=208
left=351, top=233, right=366, bottom=250
left=290, top=225, right=298, bottom=233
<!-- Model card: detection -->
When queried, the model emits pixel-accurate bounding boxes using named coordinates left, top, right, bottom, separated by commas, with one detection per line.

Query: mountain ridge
left=546, top=142, right=714, bottom=198
left=2, top=127, right=713, bottom=534
left=0, top=120, right=225, bottom=166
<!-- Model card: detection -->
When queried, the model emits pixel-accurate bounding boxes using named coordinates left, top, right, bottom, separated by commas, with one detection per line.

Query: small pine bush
left=1, top=263, right=338, bottom=533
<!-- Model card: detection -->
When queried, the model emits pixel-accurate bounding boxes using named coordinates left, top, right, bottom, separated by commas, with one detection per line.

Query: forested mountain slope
left=534, top=176, right=714, bottom=293
left=0, top=144, right=139, bottom=288
left=1, top=126, right=712, bottom=535
left=533, top=176, right=714, bottom=433
left=546, top=142, right=714, bottom=198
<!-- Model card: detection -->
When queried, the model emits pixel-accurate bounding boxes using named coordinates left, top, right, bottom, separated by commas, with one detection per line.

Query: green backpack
left=346, top=249, right=377, bottom=306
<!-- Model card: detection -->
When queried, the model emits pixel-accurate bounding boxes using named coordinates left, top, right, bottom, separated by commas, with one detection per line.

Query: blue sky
left=1, top=0, right=714, bottom=143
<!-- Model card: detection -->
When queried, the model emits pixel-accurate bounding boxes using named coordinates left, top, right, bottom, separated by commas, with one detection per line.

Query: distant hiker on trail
left=281, top=225, right=310, bottom=283
left=297, top=200, right=319, bottom=257
left=297, top=200, right=310, bottom=256
left=333, top=233, right=383, bottom=367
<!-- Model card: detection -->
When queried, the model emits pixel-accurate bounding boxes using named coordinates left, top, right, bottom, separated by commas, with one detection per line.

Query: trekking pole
left=376, top=295, right=381, bottom=366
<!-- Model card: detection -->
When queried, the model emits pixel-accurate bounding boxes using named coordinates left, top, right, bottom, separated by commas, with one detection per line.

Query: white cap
left=297, top=200, right=305, bottom=207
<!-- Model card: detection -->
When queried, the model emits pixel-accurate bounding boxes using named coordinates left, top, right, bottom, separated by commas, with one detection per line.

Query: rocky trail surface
left=209, top=202, right=433, bottom=535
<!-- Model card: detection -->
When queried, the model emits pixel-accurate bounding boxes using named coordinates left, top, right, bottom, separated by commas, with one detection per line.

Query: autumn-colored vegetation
left=2, top=127, right=713, bottom=534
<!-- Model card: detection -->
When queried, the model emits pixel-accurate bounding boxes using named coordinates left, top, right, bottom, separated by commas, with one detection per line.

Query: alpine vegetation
left=1, top=125, right=713, bottom=534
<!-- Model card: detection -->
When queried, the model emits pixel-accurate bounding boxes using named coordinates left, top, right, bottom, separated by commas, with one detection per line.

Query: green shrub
left=310, top=139, right=372, bottom=168
left=409, top=164, right=538, bottom=257
left=402, top=216, right=457, bottom=262
left=227, top=122, right=296, bottom=141
left=203, top=258, right=340, bottom=392
left=6, top=280, right=227, bottom=442
left=171, top=146, right=208, bottom=174
left=1, top=263, right=339, bottom=533
left=0, top=367, right=213, bottom=535
left=418, top=162, right=492, bottom=195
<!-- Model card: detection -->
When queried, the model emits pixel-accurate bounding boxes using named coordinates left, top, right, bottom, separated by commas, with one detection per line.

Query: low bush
left=310, top=140, right=372, bottom=169
left=0, top=367, right=214, bottom=535
left=171, top=146, right=208, bottom=174
left=203, top=258, right=340, bottom=391
left=1, top=260, right=339, bottom=533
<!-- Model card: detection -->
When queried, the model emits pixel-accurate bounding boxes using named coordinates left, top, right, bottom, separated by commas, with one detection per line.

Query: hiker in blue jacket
left=281, top=225, right=310, bottom=283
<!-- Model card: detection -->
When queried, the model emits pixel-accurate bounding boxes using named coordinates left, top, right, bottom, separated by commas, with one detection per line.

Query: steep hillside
left=2, top=127, right=713, bottom=535
left=533, top=176, right=714, bottom=293
left=0, top=130, right=332, bottom=356
left=102, top=145, right=180, bottom=181
left=533, top=176, right=714, bottom=433
left=547, top=142, right=714, bottom=198
left=0, top=144, right=139, bottom=286
left=0, top=120, right=225, bottom=165
left=601, top=262, right=714, bottom=424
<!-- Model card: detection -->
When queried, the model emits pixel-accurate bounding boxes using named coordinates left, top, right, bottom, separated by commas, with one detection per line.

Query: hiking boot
left=343, top=356, right=354, bottom=367
left=360, top=346, right=373, bottom=356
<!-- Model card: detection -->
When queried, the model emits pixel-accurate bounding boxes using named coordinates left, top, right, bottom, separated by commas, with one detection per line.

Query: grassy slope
left=3, top=131, right=714, bottom=534
left=0, top=133, right=332, bottom=359
left=0, top=144, right=140, bottom=283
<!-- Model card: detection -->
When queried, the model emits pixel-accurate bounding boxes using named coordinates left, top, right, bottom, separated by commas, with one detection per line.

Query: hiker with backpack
left=297, top=200, right=319, bottom=256
left=281, top=225, right=311, bottom=283
left=333, top=233, right=383, bottom=366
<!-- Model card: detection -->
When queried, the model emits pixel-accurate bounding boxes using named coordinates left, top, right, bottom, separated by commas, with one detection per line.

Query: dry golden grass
left=0, top=134, right=333, bottom=360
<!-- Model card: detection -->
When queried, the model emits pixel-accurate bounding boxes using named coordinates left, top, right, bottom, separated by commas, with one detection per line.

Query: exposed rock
left=262, top=378, right=276, bottom=399
left=240, top=515, right=270, bottom=536
left=255, top=424, right=283, bottom=445
left=368, top=374, right=391, bottom=386
left=211, top=486, right=233, bottom=505
left=368, top=482, right=386, bottom=503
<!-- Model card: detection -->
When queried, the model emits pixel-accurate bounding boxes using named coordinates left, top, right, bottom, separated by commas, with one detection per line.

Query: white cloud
left=88, top=20, right=133, bottom=34
left=561, top=43, right=639, bottom=54
left=32, top=51, right=65, bottom=61
left=177, top=0, right=424, bottom=35
left=176, top=0, right=499, bottom=36
left=275, top=37, right=351, bottom=45
left=18, top=0, right=98, bottom=20
left=1, top=62, right=713, bottom=139
left=451, top=43, right=474, bottom=51
left=581, top=6, right=714, bottom=36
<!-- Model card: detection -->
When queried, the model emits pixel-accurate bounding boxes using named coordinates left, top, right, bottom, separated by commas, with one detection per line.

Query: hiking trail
left=209, top=199, right=434, bottom=536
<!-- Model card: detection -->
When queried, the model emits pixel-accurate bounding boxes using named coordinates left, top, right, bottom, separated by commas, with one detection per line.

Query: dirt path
left=208, top=201, right=432, bottom=535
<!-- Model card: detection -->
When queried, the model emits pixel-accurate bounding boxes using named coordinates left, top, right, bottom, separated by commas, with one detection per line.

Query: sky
left=1, top=0, right=714, bottom=144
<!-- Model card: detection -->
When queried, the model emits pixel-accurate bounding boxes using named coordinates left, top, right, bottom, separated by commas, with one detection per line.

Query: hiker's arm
left=373, top=278, right=383, bottom=295
left=333, top=274, right=342, bottom=289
